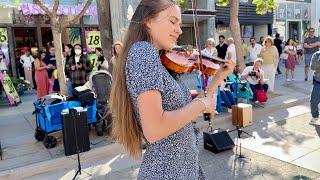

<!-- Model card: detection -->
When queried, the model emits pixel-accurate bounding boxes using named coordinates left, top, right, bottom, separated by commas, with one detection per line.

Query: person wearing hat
left=34, top=49, right=50, bottom=99
left=20, top=48, right=35, bottom=89
left=241, top=58, right=268, bottom=104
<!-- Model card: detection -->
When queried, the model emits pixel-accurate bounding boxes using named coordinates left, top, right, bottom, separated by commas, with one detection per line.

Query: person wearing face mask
left=20, top=48, right=35, bottom=89
left=34, top=49, right=50, bottom=99
left=66, top=44, right=88, bottom=88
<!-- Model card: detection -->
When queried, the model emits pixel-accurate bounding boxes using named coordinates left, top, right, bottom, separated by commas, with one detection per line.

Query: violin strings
left=191, top=0, right=205, bottom=91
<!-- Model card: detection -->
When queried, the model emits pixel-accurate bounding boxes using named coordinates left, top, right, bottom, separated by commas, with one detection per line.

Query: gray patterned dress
left=126, top=41, right=205, bottom=180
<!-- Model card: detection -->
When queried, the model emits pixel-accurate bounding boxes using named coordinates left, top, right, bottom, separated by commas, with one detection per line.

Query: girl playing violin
left=110, top=0, right=235, bottom=179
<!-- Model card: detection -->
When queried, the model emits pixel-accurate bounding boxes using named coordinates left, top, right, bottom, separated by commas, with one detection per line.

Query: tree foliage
left=34, top=0, right=93, bottom=95
left=178, top=0, right=187, bottom=8
left=216, top=0, right=278, bottom=15
left=215, top=0, right=277, bottom=69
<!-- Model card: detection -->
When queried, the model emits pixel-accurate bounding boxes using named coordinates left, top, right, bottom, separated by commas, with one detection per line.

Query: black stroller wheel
left=43, top=135, right=57, bottom=149
left=96, top=121, right=104, bottom=136
left=34, top=127, right=46, bottom=141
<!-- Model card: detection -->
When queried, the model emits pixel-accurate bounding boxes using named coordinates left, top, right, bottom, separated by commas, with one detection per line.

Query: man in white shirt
left=241, top=58, right=268, bottom=103
left=225, top=37, right=236, bottom=63
left=20, top=48, right=35, bottom=88
left=247, top=37, right=262, bottom=66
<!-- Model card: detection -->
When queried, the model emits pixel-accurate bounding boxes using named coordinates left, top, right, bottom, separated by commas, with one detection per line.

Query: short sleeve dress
left=126, top=41, right=205, bottom=180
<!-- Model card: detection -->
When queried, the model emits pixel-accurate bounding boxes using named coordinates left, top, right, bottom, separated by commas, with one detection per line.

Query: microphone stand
left=228, top=72, right=254, bottom=160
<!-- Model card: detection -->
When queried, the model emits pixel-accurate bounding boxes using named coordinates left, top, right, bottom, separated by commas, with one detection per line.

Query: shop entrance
left=41, top=27, right=53, bottom=51
left=13, top=28, right=38, bottom=78
left=288, top=21, right=300, bottom=42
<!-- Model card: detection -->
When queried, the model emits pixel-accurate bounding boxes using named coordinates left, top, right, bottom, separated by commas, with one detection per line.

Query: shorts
left=304, top=54, right=313, bottom=67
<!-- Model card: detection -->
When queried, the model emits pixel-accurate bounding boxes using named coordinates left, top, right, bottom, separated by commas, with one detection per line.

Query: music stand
left=227, top=72, right=254, bottom=160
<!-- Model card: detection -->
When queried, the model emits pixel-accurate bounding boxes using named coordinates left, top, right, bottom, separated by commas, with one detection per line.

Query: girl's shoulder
left=129, top=41, right=157, bottom=56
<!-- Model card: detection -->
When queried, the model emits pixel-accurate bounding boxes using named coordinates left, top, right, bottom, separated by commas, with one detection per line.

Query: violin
left=160, top=50, right=194, bottom=74
left=191, top=51, right=224, bottom=76
left=160, top=48, right=225, bottom=76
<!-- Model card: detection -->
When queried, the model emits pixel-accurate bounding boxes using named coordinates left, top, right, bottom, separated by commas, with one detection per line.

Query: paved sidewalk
left=4, top=107, right=319, bottom=180
left=0, top=62, right=319, bottom=179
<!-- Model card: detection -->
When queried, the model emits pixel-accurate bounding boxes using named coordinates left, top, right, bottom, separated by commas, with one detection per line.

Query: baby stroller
left=90, top=70, right=112, bottom=136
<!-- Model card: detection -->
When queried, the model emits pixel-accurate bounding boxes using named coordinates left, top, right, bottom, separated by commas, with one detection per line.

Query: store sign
left=0, top=28, right=8, bottom=45
left=19, top=3, right=97, bottom=16
left=0, top=72, right=20, bottom=105
left=85, top=31, right=101, bottom=53
left=0, top=28, right=9, bottom=64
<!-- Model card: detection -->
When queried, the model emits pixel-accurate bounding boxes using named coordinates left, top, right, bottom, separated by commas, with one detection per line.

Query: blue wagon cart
left=33, top=94, right=97, bottom=148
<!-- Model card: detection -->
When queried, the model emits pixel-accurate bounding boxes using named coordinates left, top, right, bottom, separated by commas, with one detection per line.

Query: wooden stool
left=232, top=103, right=253, bottom=127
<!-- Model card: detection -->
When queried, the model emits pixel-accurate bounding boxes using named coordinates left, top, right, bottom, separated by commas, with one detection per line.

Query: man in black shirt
left=274, top=33, right=282, bottom=74
left=216, top=35, right=228, bottom=59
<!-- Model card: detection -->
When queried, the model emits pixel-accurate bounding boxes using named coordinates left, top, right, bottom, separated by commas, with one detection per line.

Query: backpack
left=72, top=88, right=95, bottom=107
left=256, top=85, right=268, bottom=103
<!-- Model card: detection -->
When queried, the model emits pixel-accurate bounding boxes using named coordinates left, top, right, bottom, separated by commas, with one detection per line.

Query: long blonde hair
left=109, top=0, right=178, bottom=159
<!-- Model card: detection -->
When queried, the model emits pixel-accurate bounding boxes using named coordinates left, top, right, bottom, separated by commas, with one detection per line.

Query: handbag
left=280, top=53, right=288, bottom=60
left=256, top=85, right=268, bottom=103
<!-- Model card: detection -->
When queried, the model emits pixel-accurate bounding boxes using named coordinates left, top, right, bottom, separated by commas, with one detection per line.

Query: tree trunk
left=52, top=27, right=67, bottom=95
left=229, top=0, right=244, bottom=70
left=96, top=0, right=113, bottom=61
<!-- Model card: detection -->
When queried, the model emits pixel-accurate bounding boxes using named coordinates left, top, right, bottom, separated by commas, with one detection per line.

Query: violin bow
left=191, top=0, right=212, bottom=123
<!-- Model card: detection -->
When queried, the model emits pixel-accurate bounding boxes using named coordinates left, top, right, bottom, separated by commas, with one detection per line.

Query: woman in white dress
left=202, top=38, right=218, bottom=57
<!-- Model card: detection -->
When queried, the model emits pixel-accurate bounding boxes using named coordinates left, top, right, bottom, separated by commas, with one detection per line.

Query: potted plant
left=11, top=77, right=29, bottom=95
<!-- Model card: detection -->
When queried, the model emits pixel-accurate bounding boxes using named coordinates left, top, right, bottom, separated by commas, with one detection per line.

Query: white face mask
left=75, top=49, right=82, bottom=55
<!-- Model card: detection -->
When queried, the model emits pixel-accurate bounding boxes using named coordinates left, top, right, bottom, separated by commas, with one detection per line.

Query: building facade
left=110, top=0, right=216, bottom=49
left=273, top=0, right=312, bottom=42
left=311, top=0, right=320, bottom=36
left=215, top=0, right=273, bottom=43
left=0, top=0, right=217, bottom=77
left=0, top=0, right=99, bottom=77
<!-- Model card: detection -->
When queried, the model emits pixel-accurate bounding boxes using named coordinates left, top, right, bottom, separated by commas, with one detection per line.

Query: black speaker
left=203, top=130, right=234, bottom=153
left=61, top=108, right=90, bottom=156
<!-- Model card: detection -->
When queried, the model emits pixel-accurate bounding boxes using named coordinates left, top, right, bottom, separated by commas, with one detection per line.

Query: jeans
left=219, top=89, right=235, bottom=108
left=305, top=54, right=313, bottom=67
left=310, top=80, right=320, bottom=118
left=250, top=84, right=269, bottom=102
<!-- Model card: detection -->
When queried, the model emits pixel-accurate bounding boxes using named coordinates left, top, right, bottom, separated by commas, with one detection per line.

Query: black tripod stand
left=228, top=72, right=254, bottom=160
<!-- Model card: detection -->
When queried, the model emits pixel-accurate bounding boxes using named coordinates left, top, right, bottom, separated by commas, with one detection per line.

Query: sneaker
left=305, top=77, right=308, bottom=81
left=292, top=78, right=295, bottom=81
left=286, top=79, right=291, bottom=82
left=309, top=117, right=319, bottom=125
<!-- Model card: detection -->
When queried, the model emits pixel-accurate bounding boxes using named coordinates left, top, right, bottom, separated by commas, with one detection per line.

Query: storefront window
left=13, top=28, right=38, bottom=78
left=242, top=25, right=253, bottom=38
left=302, top=21, right=311, bottom=38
